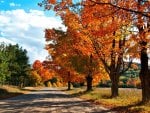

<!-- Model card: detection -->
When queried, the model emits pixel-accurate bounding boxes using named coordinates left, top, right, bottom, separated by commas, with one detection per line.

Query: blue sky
left=0, top=0, right=55, bottom=15
left=0, top=0, right=40, bottom=10
left=0, top=0, right=65, bottom=63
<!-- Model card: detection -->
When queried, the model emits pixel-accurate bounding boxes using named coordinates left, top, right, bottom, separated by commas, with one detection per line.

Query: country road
left=0, top=87, right=116, bottom=113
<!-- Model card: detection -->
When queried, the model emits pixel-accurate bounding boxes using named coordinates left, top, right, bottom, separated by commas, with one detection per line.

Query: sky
left=0, top=0, right=65, bottom=64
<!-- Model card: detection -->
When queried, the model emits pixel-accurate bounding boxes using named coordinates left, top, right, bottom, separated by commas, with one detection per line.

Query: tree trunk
left=140, top=71, right=150, bottom=104
left=67, top=71, right=71, bottom=90
left=139, top=41, right=150, bottom=104
left=86, top=74, right=93, bottom=91
left=109, top=39, right=119, bottom=97
left=86, top=54, right=93, bottom=91
left=67, top=81, right=71, bottom=90
left=110, top=74, right=119, bottom=98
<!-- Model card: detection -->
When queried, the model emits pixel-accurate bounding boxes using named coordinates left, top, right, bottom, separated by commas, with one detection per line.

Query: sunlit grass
left=65, top=87, right=150, bottom=113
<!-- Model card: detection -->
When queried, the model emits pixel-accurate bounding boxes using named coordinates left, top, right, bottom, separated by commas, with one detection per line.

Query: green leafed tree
left=0, top=43, right=30, bottom=87
left=0, top=43, right=10, bottom=85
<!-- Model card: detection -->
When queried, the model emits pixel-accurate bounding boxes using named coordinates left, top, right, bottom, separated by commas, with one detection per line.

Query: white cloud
left=9, top=2, right=21, bottom=7
left=0, top=9, right=65, bottom=63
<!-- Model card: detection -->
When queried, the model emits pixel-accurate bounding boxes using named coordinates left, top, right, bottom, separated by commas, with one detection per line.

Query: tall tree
left=0, top=43, right=10, bottom=85
left=0, top=43, right=30, bottom=87
left=70, top=54, right=100, bottom=91
left=136, top=0, right=150, bottom=104
left=44, top=29, right=78, bottom=90
left=87, top=0, right=150, bottom=104
left=6, top=44, right=30, bottom=87
left=80, top=0, right=137, bottom=97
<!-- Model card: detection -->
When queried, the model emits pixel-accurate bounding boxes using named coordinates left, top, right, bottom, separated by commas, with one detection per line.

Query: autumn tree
left=136, top=0, right=150, bottom=104
left=86, top=0, right=150, bottom=104
left=70, top=54, right=101, bottom=91
left=80, top=0, right=135, bottom=97
left=44, top=27, right=101, bottom=91
left=32, top=60, right=54, bottom=83
left=30, top=70, right=42, bottom=86
left=44, top=29, right=77, bottom=90
left=44, top=19, right=106, bottom=91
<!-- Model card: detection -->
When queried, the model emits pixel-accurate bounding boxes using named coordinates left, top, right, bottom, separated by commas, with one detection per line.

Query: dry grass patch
left=0, top=85, right=41, bottom=99
left=0, top=85, right=26, bottom=99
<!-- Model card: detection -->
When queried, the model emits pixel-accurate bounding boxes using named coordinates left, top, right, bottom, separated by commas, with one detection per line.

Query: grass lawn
left=65, top=87, right=150, bottom=113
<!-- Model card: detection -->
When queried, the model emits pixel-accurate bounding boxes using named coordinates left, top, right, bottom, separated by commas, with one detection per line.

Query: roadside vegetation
left=0, top=85, right=27, bottom=99
left=0, top=85, right=42, bottom=99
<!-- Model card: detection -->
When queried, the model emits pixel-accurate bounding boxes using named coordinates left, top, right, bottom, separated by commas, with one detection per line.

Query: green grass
left=65, top=87, right=150, bottom=113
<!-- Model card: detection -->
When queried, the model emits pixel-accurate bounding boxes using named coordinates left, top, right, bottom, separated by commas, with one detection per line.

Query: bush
left=72, top=82, right=85, bottom=88
left=72, top=82, right=80, bottom=88
left=97, top=83, right=111, bottom=87
left=119, top=84, right=136, bottom=88
left=49, top=77, right=57, bottom=85
left=119, top=84, right=127, bottom=88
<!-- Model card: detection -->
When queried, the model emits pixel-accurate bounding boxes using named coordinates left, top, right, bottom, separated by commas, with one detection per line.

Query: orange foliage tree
left=83, top=0, right=150, bottom=104
left=84, top=0, right=150, bottom=103
left=30, top=70, right=42, bottom=86
left=80, top=0, right=135, bottom=97
left=32, top=60, right=54, bottom=82
left=44, top=27, right=105, bottom=91
left=44, top=29, right=84, bottom=90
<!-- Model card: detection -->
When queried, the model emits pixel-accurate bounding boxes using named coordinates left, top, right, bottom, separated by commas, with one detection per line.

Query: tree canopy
left=0, top=43, right=30, bottom=87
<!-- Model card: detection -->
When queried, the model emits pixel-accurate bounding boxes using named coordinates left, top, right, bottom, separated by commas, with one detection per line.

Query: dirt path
left=0, top=87, right=116, bottom=113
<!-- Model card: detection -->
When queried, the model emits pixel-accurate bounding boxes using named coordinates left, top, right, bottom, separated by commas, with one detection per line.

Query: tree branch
left=120, top=57, right=133, bottom=74
left=89, top=0, right=150, bottom=18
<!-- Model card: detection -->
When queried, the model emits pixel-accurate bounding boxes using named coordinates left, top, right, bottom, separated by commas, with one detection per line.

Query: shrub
left=72, top=82, right=80, bottom=88
left=50, top=77, right=57, bottom=85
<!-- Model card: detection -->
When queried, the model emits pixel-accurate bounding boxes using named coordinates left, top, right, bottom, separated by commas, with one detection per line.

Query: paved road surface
left=0, top=88, right=115, bottom=113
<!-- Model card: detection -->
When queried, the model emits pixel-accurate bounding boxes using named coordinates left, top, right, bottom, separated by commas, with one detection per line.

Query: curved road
left=0, top=88, right=115, bottom=113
